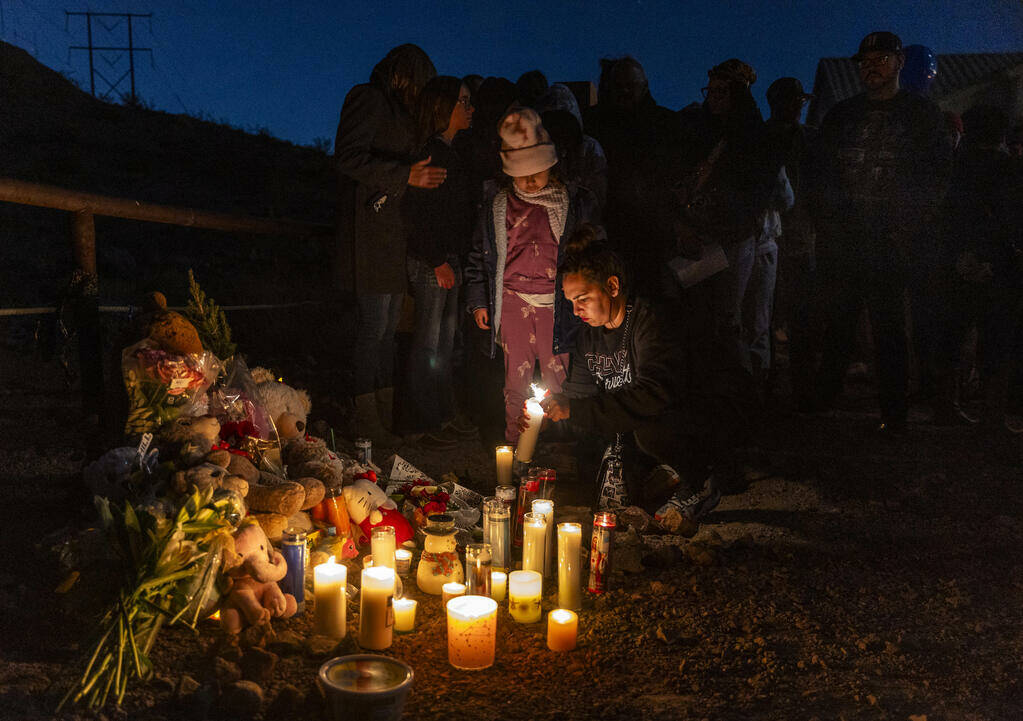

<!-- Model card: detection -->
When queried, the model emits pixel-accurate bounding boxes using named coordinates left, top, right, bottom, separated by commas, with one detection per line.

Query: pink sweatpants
left=499, top=290, right=568, bottom=442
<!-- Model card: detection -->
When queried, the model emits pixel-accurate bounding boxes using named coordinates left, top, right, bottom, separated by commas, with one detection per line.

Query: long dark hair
left=414, top=75, right=463, bottom=147
left=370, top=44, right=436, bottom=111
left=558, top=223, right=628, bottom=295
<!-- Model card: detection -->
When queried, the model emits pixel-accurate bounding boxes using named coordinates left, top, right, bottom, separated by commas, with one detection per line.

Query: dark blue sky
left=4, top=0, right=1022, bottom=146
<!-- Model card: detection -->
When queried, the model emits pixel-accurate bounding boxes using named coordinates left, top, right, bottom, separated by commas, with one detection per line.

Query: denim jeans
left=353, top=292, right=404, bottom=395
left=398, top=256, right=461, bottom=433
left=742, top=239, right=778, bottom=372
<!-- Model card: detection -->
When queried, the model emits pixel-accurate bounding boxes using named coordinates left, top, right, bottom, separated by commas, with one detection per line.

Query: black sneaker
left=654, top=479, right=721, bottom=536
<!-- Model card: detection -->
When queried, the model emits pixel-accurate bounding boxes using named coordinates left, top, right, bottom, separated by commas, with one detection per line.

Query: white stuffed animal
left=342, top=478, right=413, bottom=545
left=249, top=367, right=312, bottom=440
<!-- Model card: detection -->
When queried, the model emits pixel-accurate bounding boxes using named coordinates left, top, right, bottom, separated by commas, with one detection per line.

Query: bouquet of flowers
left=122, top=339, right=220, bottom=436
left=397, top=479, right=450, bottom=529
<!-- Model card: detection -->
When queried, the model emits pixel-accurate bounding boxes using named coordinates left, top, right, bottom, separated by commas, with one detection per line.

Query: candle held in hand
left=514, top=384, right=546, bottom=463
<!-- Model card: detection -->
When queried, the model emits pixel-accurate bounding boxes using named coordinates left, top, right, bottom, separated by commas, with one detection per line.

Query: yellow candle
left=546, top=609, right=578, bottom=651
left=313, top=555, right=347, bottom=639
left=393, top=597, right=417, bottom=633
left=508, top=570, right=542, bottom=624
left=515, top=398, right=544, bottom=463
left=395, top=548, right=413, bottom=575
left=496, top=445, right=514, bottom=486
left=557, top=522, right=582, bottom=611
left=371, top=526, right=396, bottom=569
left=490, top=571, right=507, bottom=602
left=446, top=595, right=498, bottom=670
left=531, top=498, right=554, bottom=577
left=359, top=566, right=395, bottom=650
left=442, top=581, right=466, bottom=607
left=522, top=512, right=546, bottom=575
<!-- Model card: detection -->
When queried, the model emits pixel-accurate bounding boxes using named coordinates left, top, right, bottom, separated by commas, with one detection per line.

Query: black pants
left=817, top=261, right=909, bottom=424
left=774, top=250, right=817, bottom=403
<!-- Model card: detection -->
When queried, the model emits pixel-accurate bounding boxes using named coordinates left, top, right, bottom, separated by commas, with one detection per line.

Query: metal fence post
left=70, top=209, right=105, bottom=424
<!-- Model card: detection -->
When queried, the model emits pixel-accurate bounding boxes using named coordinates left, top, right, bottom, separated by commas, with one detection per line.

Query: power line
left=65, top=10, right=152, bottom=102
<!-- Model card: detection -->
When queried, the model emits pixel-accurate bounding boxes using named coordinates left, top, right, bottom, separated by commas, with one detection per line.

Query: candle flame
left=208, top=609, right=221, bottom=621
left=327, top=555, right=336, bottom=565
left=530, top=383, right=547, bottom=401
left=551, top=609, right=574, bottom=623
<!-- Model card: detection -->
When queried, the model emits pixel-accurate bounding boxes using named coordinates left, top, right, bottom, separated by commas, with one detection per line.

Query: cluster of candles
left=306, top=444, right=615, bottom=670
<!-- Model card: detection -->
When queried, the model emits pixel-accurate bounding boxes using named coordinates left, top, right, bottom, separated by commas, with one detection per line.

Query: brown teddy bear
left=172, top=462, right=249, bottom=497
left=159, top=415, right=222, bottom=466
left=219, top=520, right=298, bottom=633
left=144, top=291, right=203, bottom=355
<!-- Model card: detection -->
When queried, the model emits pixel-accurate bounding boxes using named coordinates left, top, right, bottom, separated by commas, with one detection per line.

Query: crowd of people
left=333, top=33, right=1023, bottom=532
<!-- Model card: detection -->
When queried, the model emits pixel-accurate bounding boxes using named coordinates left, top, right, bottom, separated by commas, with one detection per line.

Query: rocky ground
left=1, top=341, right=1022, bottom=721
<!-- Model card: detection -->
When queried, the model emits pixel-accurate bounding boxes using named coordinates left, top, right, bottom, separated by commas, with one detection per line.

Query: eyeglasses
left=857, top=54, right=892, bottom=69
left=455, top=96, right=473, bottom=109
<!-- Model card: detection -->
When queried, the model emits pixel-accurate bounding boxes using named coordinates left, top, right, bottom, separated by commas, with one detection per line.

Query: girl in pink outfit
left=464, top=107, right=601, bottom=442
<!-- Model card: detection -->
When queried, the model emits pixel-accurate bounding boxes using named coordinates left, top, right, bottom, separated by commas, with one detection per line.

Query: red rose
left=422, top=500, right=446, bottom=515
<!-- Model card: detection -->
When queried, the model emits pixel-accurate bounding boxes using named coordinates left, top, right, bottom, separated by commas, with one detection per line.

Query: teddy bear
left=342, top=476, right=414, bottom=547
left=143, top=291, right=203, bottom=355
left=249, top=367, right=312, bottom=441
left=172, top=462, right=249, bottom=497
left=158, top=415, right=222, bottom=467
left=219, top=520, right=298, bottom=634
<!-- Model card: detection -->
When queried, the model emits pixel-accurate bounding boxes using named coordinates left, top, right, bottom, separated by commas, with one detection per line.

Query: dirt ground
left=1, top=341, right=1021, bottom=721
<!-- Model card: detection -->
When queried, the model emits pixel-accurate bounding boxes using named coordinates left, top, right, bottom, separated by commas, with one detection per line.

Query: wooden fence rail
left=0, top=176, right=334, bottom=426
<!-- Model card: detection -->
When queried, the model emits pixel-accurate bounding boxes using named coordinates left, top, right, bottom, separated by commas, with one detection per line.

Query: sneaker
left=654, top=480, right=721, bottom=536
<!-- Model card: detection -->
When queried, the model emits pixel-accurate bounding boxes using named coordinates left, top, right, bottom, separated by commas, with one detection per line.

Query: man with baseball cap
left=807, top=31, right=951, bottom=437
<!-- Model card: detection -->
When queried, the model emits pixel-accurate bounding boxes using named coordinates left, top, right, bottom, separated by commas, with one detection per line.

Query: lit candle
left=446, top=595, right=498, bottom=670
left=557, top=522, right=582, bottom=611
left=496, top=445, right=514, bottom=486
left=490, top=571, right=507, bottom=602
left=464, top=543, right=492, bottom=597
left=394, top=548, right=413, bottom=576
left=371, top=526, right=396, bottom=569
left=522, top=511, right=546, bottom=575
left=313, top=555, right=347, bottom=639
left=546, top=609, right=578, bottom=651
left=393, top=597, right=417, bottom=633
left=359, top=566, right=395, bottom=650
left=483, top=498, right=511, bottom=572
left=531, top=498, right=555, bottom=577
left=515, top=384, right=546, bottom=464
left=508, top=570, right=542, bottom=624
left=442, top=581, right=466, bottom=607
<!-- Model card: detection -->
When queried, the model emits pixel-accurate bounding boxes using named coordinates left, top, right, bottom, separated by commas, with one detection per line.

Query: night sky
left=4, top=0, right=1022, bottom=146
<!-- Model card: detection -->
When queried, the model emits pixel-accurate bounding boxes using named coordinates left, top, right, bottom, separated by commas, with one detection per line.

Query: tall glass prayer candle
left=280, top=527, right=306, bottom=614
left=359, top=566, right=395, bottom=650
left=531, top=498, right=555, bottom=577
left=513, top=468, right=542, bottom=547
left=393, top=597, right=417, bottom=633
left=539, top=468, right=557, bottom=501
left=588, top=511, right=617, bottom=595
left=515, top=393, right=545, bottom=464
left=442, top=582, right=466, bottom=607
left=495, top=445, right=514, bottom=486
left=508, top=570, right=542, bottom=623
left=464, top=543, right=492, bottom=597
left=495, top=484, right=516, bottom=508
left=371, top=526, right=396, bottom=570
left=557, top=522, right=582, bottom=611
left=446, top=595, right=498, bottom=670
left=490, top=571, right=507, bottom=602
left=483, top=499, right=511, bottom=572
left=313, top=555, right=347, bottom=638
left=522, top=512, right=547, bottom=575
left=546, top=609, right=578, bottom=651
left=394, top=548, right=412, bottom=576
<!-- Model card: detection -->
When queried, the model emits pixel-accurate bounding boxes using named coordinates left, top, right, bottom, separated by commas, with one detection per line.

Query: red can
left=587, top=511, right=617, bottom=594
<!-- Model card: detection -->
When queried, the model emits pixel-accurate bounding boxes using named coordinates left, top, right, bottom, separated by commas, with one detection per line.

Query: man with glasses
left=807, top=31, right=951, bottom=437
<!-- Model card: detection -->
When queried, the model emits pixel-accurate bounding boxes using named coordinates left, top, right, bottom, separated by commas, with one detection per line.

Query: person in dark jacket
left=807, top=31, right=951, bottom=436
left=397, top=76, right=477, bottom=448
left=464, top=108, right=601, bottom=443
left=519, top=225, right=721, bottom=535
left=535, top=82, right=608, bottom=212
left=583, top=56, right=684, bottom=297
left=934, top=105, right=1023, bottom=435
left=334, top=44, right=443, bottom=445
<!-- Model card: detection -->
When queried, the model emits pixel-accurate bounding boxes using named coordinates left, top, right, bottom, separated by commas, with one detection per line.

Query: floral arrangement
left=121, top=341, right=219, bottom=436
left=397, top=479, right=450, bottom=528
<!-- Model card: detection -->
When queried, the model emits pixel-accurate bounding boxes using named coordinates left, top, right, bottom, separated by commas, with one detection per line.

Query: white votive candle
left=546, top=608, right=578, bottom=651
left=508, top=569, right=542, bottom=624
left=442, top=581, right=466, bottom=607
left=313, top=555, right=347, bottom=639
left=393, top=597, right=417, bottom=633
left=371, top=525, right=396, bottom=570
left=395, top=548, right=413, bottom=575
left=490, top=571, right=507, bottom=602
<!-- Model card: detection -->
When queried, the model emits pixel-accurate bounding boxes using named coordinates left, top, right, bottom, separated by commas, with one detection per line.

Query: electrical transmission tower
left=65, top=10, right=152, bottom=103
